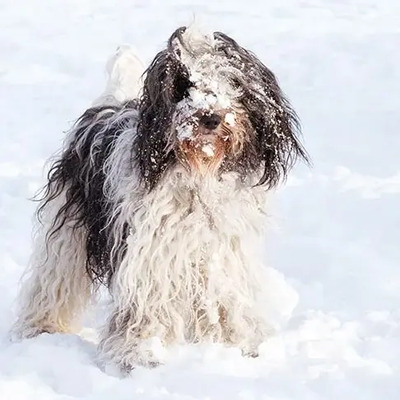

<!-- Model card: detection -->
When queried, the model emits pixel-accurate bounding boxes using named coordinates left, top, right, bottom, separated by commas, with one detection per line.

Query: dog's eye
left=173, top=75, right=193, bottom=103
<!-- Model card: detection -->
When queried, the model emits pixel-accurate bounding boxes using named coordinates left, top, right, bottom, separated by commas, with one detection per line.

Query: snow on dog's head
left=136, top=25, right=308, bottom=188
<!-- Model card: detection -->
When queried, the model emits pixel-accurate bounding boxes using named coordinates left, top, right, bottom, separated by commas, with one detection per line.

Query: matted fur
left=13, top=190, right=92, bottom=337
left=12, top=26, right=308, bottom=370
left=100, top=167, right=270, bottom=367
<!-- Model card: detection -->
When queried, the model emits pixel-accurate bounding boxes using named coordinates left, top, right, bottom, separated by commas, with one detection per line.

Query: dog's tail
left=93, top=45, right=145, bottom=107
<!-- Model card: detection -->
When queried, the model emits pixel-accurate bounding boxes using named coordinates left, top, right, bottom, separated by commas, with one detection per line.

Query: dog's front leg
left=99, top=304, right=166, bottom=372
left=98, top=228, right=171, bottom=371
left=217, top=304, right=269, bottom=358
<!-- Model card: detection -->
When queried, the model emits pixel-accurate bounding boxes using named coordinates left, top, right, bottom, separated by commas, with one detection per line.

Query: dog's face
left=136, top=26, right=308, bottom=189
left=171, top=87, right=251, bottom=177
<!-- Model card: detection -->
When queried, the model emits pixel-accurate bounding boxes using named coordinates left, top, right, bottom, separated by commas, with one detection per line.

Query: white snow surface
left=1, top=1, right=400, bottom=399
left=201, top=143, right=215, bottom=157
left=224, top=112, right=236, bottom=127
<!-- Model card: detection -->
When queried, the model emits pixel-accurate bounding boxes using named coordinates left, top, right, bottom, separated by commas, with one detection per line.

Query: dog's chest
left=132, top=178, right=266, bottom=270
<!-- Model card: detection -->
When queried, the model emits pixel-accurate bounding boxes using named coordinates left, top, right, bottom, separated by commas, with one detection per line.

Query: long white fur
left=100, top=165, right=271, bottom=367
left=13, top=190, right=92, bottom=338
left=13, top=30, right=273, bottom=369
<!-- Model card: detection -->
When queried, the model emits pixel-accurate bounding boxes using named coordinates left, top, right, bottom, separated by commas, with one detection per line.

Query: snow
left=175, top=87, right=233, bottom=143
left=175, top=25, right=237, bottom=109
left=224, top=112, right=236, bottom=126
left=201, top=143, right=215, bottom=157
left=1, top=0, right=400, bottom=399
left=176, top=121, right=195, bottom=141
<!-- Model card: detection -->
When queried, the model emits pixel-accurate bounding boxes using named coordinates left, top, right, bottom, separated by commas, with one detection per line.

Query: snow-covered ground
left=1, top=0, right=399, bottom=398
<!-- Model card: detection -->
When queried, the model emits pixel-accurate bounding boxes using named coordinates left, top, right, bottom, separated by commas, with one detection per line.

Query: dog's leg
left=93, top=45, right=145, bottom=107
left=99, top=306, right=164, bottom=372
left=206, top=240, right=271, bottom=357
left=99, top=225, right=175, bottom=371
left=219, top=305, right=269, bottom=357
left=13, top=190, right=92, bottom=339
left=99, top=279, right=167, bottom=370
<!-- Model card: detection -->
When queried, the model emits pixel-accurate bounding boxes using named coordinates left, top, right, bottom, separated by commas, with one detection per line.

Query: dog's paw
left=10, top=322, right=63, bottom=342
left=101, top=336, right=166, bottom=375
left=241, top=348, right=259, bottom=358
left=103, top=355, right=163, bottom=376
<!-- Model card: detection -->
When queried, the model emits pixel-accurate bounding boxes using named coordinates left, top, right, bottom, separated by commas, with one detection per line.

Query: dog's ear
left=135, top=27, right=192, bottom=190
left=141, top=28, right=192, bottom=108
left=214, top=32, right=309, bottom=188
left=242, top=70, right=309, bottom=188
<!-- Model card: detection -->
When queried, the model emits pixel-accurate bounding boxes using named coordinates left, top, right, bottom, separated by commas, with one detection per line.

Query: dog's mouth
left=179, top=135, right=227, bottom=175
left=175, top=110, right=235, bottom=175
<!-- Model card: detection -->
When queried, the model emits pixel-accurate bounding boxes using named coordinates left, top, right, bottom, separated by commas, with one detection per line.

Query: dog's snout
left=199, top=114, right=222, bottom=130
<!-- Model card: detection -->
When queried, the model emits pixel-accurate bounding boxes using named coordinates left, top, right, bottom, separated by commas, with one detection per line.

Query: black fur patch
left=38, top=102, right=137, bottom=285
left=213, top=32, right=309, bottom=187
left=135, top=28, right=193, bottom=191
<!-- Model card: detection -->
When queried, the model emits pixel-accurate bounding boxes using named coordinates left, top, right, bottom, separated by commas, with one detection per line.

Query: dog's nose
left=199, top=114, right=222, bottom=130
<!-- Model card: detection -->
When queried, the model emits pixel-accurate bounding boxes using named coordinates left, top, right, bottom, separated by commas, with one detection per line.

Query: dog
left=13, top=26, right=308, bottom=370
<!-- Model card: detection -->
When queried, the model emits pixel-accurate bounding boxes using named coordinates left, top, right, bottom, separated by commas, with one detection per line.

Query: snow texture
left=1, top=0, right=400, bottom=399
left=174, top=27, right=236, bottom=109
left=224, top=112, right=236, bottom=127
left=201, top=143, right=215, bottom=157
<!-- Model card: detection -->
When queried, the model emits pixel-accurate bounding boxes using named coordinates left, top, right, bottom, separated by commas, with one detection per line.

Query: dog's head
left=136, top=26, right=308, bottom=189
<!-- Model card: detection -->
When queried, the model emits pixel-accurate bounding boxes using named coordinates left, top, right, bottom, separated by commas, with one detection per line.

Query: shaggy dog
left=13, top=26, right=308, bottom=370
